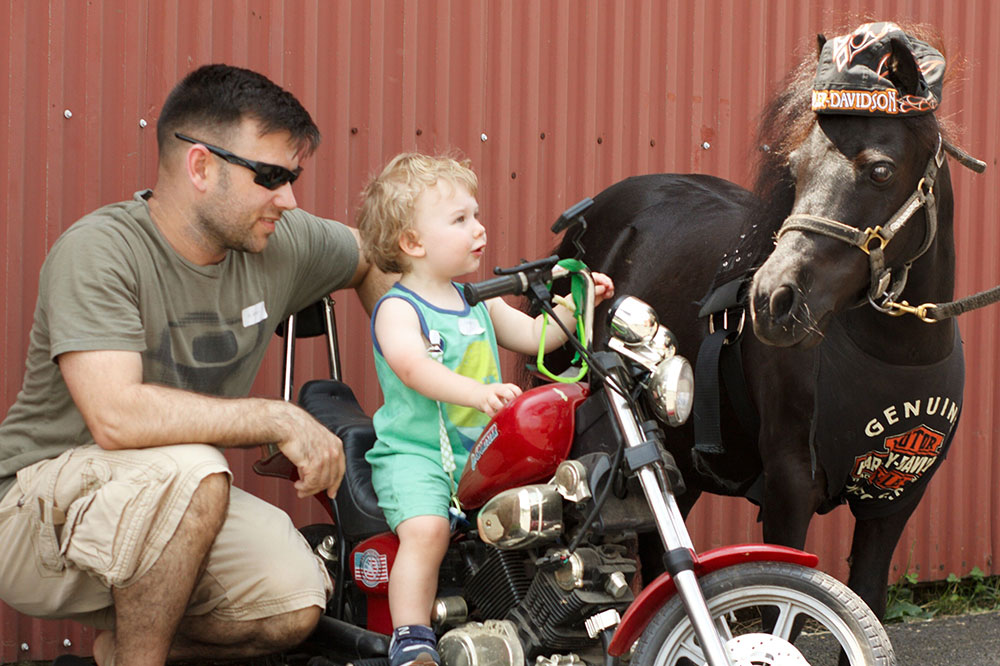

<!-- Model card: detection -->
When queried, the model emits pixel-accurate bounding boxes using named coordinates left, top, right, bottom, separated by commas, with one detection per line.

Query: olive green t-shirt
left=0, top=190, right=359, bottom=499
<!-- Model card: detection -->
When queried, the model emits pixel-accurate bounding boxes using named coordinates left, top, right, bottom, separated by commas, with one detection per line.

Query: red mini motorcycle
left=257, top=203, right=895, bottom=666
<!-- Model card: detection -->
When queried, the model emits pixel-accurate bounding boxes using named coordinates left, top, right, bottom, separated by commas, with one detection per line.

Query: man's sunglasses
left=174, top=133, right=302, bottom=190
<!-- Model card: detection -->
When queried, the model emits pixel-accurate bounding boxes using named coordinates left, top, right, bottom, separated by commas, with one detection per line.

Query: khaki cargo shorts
left=0, top=444, right=332, bottom=628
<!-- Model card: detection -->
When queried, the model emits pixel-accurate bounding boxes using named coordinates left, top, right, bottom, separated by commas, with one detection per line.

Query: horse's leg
left=846, top=488, right=925, bottom=620
left=758, top=458, right=825, bottom=547
left=744, top=343, right=823, bottom=548
left=756, top=423, right=825, bottom=548
left=748, top=437, right=829, bottom=648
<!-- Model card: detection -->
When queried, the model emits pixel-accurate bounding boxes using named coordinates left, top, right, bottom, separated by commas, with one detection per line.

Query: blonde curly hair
left=358, top=153, right=479, bottom=274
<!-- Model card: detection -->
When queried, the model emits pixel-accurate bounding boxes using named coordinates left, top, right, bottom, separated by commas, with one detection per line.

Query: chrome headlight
left=647, top=355, right=694, bottom=426
left=607, top=296, right=659, bottom=345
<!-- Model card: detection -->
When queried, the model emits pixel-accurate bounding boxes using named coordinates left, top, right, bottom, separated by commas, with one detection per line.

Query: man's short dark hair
left=157, top=64, right=321, bottom=156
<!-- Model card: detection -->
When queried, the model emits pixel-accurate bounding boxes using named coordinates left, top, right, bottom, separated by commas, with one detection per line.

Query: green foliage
left=885, top=566, right=1000, bottom=623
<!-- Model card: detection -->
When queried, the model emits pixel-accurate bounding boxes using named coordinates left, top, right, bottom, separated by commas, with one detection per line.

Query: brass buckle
left=860, top=226, right=888, bottom=255
left=917, top=176, right=933, bottom=198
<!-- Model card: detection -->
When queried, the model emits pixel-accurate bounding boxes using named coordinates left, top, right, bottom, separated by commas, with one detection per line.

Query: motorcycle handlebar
left=463, top=264, right=568, bottom=305
left=463, top=272, right=531, bottom=305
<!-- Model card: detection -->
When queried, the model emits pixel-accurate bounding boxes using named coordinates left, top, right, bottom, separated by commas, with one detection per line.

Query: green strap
left=536, top=259, right=590, bottom=383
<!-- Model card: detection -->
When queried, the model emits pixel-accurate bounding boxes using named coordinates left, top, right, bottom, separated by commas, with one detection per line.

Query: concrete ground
left=11, top=610, right=1000, bottom=665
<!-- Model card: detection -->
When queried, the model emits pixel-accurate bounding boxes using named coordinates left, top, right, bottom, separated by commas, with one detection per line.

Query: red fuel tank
left=457, top=382, right=589, bottom=509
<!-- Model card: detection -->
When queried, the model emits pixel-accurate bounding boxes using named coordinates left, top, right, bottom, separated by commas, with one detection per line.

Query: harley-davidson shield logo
left=850, top=424, right=945, bottom=494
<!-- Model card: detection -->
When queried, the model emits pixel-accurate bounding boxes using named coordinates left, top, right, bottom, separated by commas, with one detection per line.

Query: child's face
left=409, top=180, right=485, bottom=279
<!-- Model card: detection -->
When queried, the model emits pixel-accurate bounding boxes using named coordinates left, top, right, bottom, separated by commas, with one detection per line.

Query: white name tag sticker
left=459, top=318, right=485, bottom=336
left=242, top=301, right=268, bottom=327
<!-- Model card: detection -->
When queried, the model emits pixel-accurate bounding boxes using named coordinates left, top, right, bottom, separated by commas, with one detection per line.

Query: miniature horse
left=550, top=31, right=977, bottom=621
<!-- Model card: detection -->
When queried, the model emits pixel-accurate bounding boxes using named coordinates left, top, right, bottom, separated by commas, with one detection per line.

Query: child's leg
left=390, top=514, right=451, bottom=625
left=388, top=514, right=451, bottom=666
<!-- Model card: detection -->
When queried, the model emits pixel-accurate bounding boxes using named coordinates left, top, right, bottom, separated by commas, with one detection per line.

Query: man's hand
left=273, top=403, right=346, bottom=498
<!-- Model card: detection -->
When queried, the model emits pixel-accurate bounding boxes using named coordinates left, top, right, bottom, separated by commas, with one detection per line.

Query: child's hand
left=592, top=272, right=616, bottom=305
left=476, top=382, right=522, bottom=417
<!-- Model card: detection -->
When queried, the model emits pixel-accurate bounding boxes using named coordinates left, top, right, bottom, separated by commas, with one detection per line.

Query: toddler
left=358, top=153, right=613, bottom=666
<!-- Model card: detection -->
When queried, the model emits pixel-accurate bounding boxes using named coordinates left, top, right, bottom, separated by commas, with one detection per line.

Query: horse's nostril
left=769, top=285, right=797, bottom=322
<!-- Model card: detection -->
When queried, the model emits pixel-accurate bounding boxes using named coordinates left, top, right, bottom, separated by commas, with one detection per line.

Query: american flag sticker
left=354, top=548, right=389, bottom=588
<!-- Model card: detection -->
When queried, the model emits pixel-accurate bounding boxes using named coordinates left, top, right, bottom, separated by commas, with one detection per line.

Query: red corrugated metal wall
left=2, top=1, right=998, bottom=661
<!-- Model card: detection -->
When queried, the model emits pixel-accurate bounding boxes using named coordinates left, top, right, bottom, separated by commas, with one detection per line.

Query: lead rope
left=427, top=330, right=466, bottom=527
left=894, top=283, right=1000, bottom=322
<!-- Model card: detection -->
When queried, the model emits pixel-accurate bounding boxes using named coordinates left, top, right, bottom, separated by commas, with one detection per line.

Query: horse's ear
left=816, top=34, right=826, bottom=58
left=885, top=36, right=922, bottom=96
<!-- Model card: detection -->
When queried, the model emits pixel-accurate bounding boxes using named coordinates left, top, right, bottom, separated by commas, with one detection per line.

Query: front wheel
left=631, top=562, right=895, bottom=666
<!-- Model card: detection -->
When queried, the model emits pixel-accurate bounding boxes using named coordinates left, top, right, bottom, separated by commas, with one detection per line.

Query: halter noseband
left=776, top=134, right=945, bottom=318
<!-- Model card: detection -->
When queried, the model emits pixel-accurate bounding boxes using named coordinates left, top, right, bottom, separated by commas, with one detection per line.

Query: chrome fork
left=605, top=380, right=734, bottom=666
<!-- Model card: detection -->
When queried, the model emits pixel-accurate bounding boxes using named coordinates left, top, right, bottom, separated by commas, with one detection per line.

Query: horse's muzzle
left=750, top=277, right=826, bottom=348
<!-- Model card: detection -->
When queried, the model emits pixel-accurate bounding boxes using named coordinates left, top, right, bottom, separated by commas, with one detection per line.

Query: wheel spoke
left=715, top=612, right=735, bottom=642
left=767, top=600, right=799, bottom=640
left=674, top=637, right=704, bottom=665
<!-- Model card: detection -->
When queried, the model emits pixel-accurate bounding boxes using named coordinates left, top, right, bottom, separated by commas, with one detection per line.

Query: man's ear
left=399, top=228, right=425, bottom=258
left=183, top=145, right=213, bottom=193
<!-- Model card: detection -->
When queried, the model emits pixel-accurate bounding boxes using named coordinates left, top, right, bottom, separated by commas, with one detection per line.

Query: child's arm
left=375, top=298, right=522, bottom=416
left=487, top=271, right=615, bottom=355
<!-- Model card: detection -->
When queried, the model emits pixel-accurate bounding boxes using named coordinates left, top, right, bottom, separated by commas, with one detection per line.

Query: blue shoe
left=389, top=624, right=440, bottom=666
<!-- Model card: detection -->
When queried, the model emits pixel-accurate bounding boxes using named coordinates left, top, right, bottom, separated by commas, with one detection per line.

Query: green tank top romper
left=366, top=283, right=502, bottom=531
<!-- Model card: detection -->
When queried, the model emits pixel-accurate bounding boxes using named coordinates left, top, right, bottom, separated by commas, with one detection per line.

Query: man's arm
left=343, top=227, right=397, bottom=315
left=59, top=349, right=343, bottom=498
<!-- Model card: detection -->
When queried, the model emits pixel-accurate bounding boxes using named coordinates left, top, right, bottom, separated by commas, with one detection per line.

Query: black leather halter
left=776, top=134, right=945, bottom=317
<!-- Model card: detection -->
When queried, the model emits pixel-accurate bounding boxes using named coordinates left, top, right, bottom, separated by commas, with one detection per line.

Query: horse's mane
left=725, top=20, right=953, bottom=283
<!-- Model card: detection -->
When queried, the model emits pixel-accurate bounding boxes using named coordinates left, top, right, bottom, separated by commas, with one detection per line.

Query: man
left=0, top=64, right=392, bottom=664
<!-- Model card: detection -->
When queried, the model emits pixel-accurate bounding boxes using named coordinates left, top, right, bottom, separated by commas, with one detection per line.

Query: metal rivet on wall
left=702, top=142, right=711, bottom=150
left=480, top=133, right=488, bottom=142
left=20, top=643, right=29, bottom=651
left=416, top=128, right=422, bottom=136
left=139, top=119, right=147, bottom=128
left=63, top=110, right=72, bottom=119
left=597, top=137, right=603, bottom=144
left=64, top=639, right=73, bottom=648
left=650, top=139, right=656, bottom=147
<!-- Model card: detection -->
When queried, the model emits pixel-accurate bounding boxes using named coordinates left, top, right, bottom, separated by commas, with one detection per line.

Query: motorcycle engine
left=449, top=542, right=636, bottom=665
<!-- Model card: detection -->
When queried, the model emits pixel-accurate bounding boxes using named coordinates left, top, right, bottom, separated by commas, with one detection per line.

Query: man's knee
left=194, top=471, right=230, bottom=505
left=250, top=605, right=322, bottom=650
left=187, top=472, right=231, bottom=529
left=184, top=487, right=332, bottom=622
left=282, top=605, right=323, bottom=647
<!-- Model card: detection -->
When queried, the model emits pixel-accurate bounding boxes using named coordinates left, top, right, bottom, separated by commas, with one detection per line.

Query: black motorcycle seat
left=298, top=379, right=390, bottom=538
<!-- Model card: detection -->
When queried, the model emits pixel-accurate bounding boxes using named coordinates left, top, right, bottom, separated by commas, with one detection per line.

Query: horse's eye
left=870, top=163, right=894, bottom=184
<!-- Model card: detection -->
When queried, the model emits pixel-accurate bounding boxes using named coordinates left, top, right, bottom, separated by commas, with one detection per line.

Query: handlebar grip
left=463, top=273, right=529, bottom=305
left=552, top=197, right=595, bottom=233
